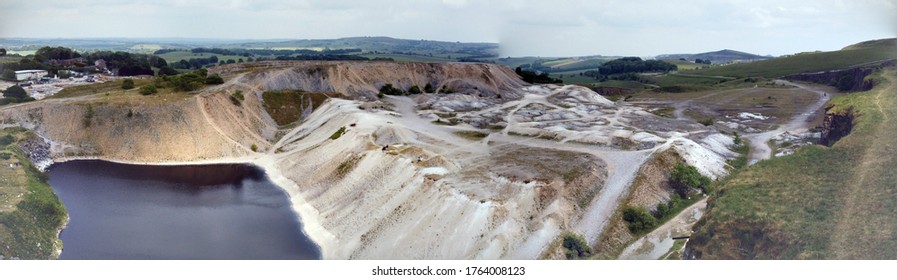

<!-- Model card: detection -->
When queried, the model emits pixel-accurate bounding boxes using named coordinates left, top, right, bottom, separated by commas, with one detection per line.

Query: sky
left=0, top=0, right=895, bottom=57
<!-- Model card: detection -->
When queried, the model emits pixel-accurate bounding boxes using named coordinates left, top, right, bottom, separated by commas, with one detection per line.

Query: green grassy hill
left=686, top=39, right=897, bottom=78
left=689, top=68, right=897, bottom=259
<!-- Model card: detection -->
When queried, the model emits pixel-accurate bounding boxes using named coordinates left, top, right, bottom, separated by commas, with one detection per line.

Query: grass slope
left=262, top=90, right=333, bottom=126
left=0, top=128, right=67, bottom=260
left=689, top=68, right=897, bottom=259
left=687, top=39, right=897, bottom=78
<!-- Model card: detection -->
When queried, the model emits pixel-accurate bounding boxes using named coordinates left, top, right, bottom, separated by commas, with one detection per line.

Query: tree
left=158, top=66, right=179, bottom=76
left=178, top=59, right=190, bottom=69
left=205, top=73, right=224, bottom=84
left=379, top=84, right=404, bottom=96
left=226, top=59, right=236, bottom=64
left=562, top=234, right=593, bottom=259
left=3, top=85, right=28, bottom=99
left=237, top=58, right=244, bottom=63
left=622, top=206, right=657, bottom=234
left=408, top=85, right=422, bottom=94
left=0, top=48, right=6, bottom=56
left=424, top=83, right=434, bottom=93
left=34, top=46, right=80, bottom=62
left=2, top=69, right=15, bottom=81
left=670, top=164, right=711, bottom=195
left=121, top=78, right=135, bottom=89
left=149, top=56, right=168, bottom=68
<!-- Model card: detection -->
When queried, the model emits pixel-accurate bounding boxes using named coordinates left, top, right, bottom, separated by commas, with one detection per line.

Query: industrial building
left=15, top=70, right=49, bottom=81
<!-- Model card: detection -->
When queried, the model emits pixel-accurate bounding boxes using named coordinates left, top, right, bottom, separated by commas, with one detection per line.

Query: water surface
left=49, top=160, right=320, bottom=260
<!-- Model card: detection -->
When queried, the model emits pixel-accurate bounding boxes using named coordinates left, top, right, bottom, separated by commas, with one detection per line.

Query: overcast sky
left=1, top=0, right=894, bottom=56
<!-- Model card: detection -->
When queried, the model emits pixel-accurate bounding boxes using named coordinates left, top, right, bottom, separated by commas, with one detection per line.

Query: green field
left=157, top=51, right=250, bottom=64
left=650, top=73, right=732, bottom=87
left=665, top=59, right=706, bottom=70
left=690, top=68, right=897, bottom=259
left=359, top=53, right=456, bottom=63
left=549, top=58, right=607, bottom=71
left=686, top=39, right=897, bottom=78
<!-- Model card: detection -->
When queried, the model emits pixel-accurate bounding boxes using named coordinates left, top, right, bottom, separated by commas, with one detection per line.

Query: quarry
left=0, top=61, right=744, bottom=259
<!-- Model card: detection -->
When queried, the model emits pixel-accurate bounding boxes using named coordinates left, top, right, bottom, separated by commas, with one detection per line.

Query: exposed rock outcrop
left=819, top=106, right=854, bottom=146
left=783, top=59, right=896, bottom=92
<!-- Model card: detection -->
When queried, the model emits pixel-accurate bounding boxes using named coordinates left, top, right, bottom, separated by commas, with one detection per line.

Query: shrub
left=250, top=144, right=258, bottom=152
left=379, top=84, right=405, bottom=96
left=562, top=233, right=593, bottom=259
left=698, top=118, right=714, bottom=126
left=670, top=163, right=711, bottom=194
left=330, top=126, right=347, bottom=140
left=127, top=109, right=134, bottom=118
left=121, top=78, right=135, bottom=90
left=622, top=206, right=657, bottom=234
left=0, top=152, right=10, bottom=160
left=408, top=85, right=422, bottom=94
left=139, top=85, right=158, bottom=95
left=205, top=73, right=224, bottom=85
left=0, top=134, right=14, bottom=146
left=424, top=83, right=435, bottom=93
left=83, top=104, right=94, bottom=127
left=3, top=85, right=28, bottom=99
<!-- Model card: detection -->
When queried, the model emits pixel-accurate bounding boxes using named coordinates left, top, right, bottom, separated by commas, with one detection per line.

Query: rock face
left=783, top=59, right=896, bottom=92
left=215, top=61, right=527, bottom=101
left=819, top=107, right=853, bottom=146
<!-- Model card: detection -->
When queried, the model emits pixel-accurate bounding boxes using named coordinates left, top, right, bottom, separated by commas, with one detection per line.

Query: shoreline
left=45, top=154, right=333, bottom=260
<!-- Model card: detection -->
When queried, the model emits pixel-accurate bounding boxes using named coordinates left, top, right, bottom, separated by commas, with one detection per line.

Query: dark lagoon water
left=48, top=160, right=320, bottom=260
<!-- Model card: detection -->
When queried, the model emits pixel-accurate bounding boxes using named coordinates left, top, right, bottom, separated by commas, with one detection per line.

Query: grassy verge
left=0, top=128, right=67, bottom=259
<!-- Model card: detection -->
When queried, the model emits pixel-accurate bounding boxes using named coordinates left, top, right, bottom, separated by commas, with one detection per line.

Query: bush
left=562, top=233, right=593, bottom=259
left=698, top=118, right=714, bottom=126
left=0, top=152, right=10, bottom=160
left=139, top=85, right=158, bottom=95
left=0, top=134, right=15, bottom=146
left=3, top=85, right=28, bottom=99
left=250, top=144, right=258, bottom=152
left=670, top=164, right=711, bottom=194
left=158, top=66, right=179, bottom=76
left=83, top=104, right=94, bottom=127
left=330, top=126, right=347, bottom=140
left=379, top=83, right=405, bottom=96
left=623, top=206, right=657, bottom=234
left=408, top=85, right=422, bottom=94
left=205, top=73, right=224, bottom=85
left=424, top=83, right=435, bottom=93
left=121, top=78, right=135, bottom=90
left=127, top=109, right=134, bottom=118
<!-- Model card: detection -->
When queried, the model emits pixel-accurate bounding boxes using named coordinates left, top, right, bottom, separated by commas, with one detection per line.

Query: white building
left=15, top=70, right=48, bottom=81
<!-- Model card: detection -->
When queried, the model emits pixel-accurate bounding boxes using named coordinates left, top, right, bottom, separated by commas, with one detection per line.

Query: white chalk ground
left=252, top=84, right=738, bottom=259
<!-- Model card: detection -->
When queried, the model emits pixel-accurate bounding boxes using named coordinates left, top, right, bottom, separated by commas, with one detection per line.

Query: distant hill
left=841, top=38, right=897, bottom=51
left=0, top=37, right=500, bottom=59
left=686, top=38, right=897, bottom=78
left=656, top=49, right=772, bottom=64
left=218, top=36, right=499, bottom=58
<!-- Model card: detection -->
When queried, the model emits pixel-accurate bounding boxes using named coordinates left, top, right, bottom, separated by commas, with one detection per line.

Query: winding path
left=744, top=80, right=831, bottom=165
